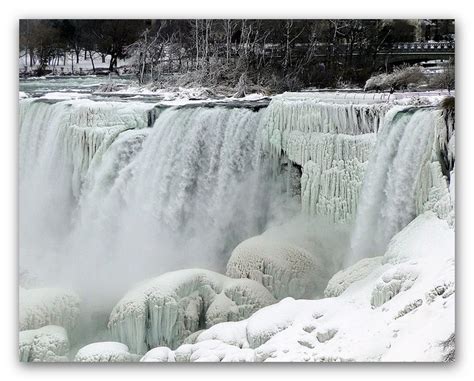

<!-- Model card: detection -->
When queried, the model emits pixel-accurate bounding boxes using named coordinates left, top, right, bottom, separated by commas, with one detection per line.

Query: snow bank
left=74, top=342, right=139, bottom=362
left=108, top=269, right=275, bottom=354
left=154, top=212, right=454, bottom=362
left=19, top=325, right=69, bottom=362
left=226, top=235, right=324, bottom=300
left=19, top=287, right=80, bottom=333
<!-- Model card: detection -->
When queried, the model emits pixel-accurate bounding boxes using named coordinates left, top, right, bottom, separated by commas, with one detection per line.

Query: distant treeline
left=19, top=19, right=454, bottom=90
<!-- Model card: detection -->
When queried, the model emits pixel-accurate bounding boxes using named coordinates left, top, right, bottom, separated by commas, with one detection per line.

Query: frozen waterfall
left=349, top=106, right=444, bottom=264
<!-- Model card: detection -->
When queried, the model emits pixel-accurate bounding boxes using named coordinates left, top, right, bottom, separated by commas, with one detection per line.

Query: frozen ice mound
left=226, top=235, right=324, bottom=300
left=108, top=269, right=275, bottom=354
left=324, top=256, right=383, bottom=297
left=19, top=325, right=69, bottom=362
left=74, top=342, right=139, bottom=362
left=140, top=347, right=176, bottom=362
left=19, top=287, right=80, bottom=333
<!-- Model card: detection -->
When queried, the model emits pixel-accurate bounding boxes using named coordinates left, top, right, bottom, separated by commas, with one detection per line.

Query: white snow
left=108, top=269, right=275, bottom=354
left=19, top=325, right=69, bottom=362
left=74, top=342, right=139, bottom=362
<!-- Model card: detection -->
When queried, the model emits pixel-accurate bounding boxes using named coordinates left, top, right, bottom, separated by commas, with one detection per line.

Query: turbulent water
left=19, top=90, right=449, bottom=313
left=19, top=99, right=296, bottom=301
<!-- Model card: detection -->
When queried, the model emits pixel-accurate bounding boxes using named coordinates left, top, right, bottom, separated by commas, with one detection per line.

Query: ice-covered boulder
left=74, top=342, right=139, bottom=362
left=19, top=325, right=69, bottom=362
left=108, top=269, right=275, bottom=354
left=226, top=236, right=323, bottom=300
left=370, top=265, right=419, bottom=307
left=19, top=287, right=80, bottom=333
left=324, top=256, right=382, bottom=297
left=140, top=347, right=176, bottom=362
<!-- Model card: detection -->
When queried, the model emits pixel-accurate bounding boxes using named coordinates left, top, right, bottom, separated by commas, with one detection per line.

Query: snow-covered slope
left=139, top=212, right=454, bottom=362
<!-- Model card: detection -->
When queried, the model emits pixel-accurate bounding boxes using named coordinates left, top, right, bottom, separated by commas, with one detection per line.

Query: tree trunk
left=89, top=51, right=95, bottom=72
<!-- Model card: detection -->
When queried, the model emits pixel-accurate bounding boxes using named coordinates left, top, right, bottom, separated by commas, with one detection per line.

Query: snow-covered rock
left=324, top=256, right=383, bottom=297
left=74, top=342, right=139, bottom=362
left=108, top=269, right=275, bottom=354
left=226, top=235, right=324, bottom=300
left=19, top=287, right=80, bottom=333
left=153, top=212, right=454, bottom=362
left=19, top=325, right=69, bottom=362
left=140, top=347, right=176, bottom=362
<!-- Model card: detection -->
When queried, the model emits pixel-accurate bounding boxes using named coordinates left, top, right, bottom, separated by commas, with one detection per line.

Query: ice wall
left=260, top=93, right=386, bottom=222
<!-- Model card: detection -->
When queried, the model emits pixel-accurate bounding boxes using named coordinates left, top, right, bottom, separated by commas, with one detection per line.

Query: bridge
left=378, top=41, right=455, bottom=65
left=261, top=41, right=455, bottom=67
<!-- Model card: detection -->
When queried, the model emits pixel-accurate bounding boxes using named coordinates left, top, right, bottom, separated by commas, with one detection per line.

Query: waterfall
left=19, top=99, right=292, bottom=300
left=349, top=106, right=441, bottom=264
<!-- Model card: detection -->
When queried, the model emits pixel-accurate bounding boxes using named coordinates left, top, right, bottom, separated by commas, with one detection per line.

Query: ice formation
left=226, top=235, right=324, bottom=300
left=19, top=325, right=69, bottom=362
left=260, top=93, right=384, bottom=222
left=108, top=269, right=275, bottom=354
left=149, top=212, right=454, bottom=362
left=19, top=287, right=80, bottom=333
left=324, top=256, right=382, bottom=298
left=18, top=89, right=455, bottom=362
left=74, top=342, right=139, bottom=362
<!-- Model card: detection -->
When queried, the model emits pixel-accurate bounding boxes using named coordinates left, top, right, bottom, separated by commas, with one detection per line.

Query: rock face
left=226, top=235, right=324, bottom=300
left=74, top=342, right=139, bottom=362
left=108, top=269, right=275, bottom=354
left=19, top=325, right=69, bottom=362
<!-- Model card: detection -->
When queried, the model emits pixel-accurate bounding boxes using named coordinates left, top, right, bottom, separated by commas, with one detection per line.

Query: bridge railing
left=386, top=41, right=455, bottom=53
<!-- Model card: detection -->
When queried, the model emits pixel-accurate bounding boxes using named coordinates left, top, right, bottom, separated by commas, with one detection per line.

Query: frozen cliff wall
left=260, top=93, right=387, bottom=222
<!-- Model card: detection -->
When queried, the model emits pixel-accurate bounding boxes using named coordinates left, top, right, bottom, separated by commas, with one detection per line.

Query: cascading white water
left=19, top=99, right=295, bottom=302
left=349, top=106, right=441, bottom=264
left=19, top=94, right=451, bottom=285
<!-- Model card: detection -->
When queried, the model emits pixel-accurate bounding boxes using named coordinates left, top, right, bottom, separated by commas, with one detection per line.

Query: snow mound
left=382, top=211, right=454, bottom=265
left=324, top=256, right=383, bottom=297
left=174, top=340, right=256, bottom=362
left=370, top=265, right=419, bottom=307
left=19, top=325, right=69, bottom=362
left=19, top=288, right=80, bottom=333
left=74, top=342, right=138, bottom=362
left=156, top=212, right=454, bottom=362
left=226, top=235, right=323, bottom=300
left=108, top=269, right=275, bottom=354
left=140, top=347, right=176, bottom=362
